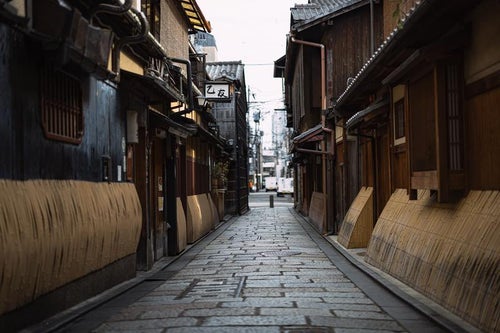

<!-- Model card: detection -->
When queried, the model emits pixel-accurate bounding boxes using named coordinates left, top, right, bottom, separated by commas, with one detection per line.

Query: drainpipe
left=168, top=57, right=195, bottom=115
left=90, top=0, right=149, bottom=82
left=290, top=36, right=329, bottom=233
left=90, top=0, right=133, bottom=18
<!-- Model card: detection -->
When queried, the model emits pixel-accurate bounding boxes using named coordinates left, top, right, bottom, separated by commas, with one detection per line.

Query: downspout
left=168, top=57, right=195, bottom=115
left=290, top=36, right=329, bottom=232
left=90, top=0, right=149, bottom=82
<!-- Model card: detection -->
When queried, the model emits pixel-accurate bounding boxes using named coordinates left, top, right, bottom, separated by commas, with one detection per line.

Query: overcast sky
left=196, top=0, right=308, bottom=146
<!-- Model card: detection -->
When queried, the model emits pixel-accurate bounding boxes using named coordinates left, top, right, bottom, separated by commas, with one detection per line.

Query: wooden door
left=376, top=125, right=391, bottom=218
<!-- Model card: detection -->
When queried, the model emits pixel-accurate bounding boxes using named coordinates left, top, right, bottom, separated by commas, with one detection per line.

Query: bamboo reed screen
left=186, top=193, right=218, bottom=244
left=309, top=192, right=325, bottom=233
left=0, top=180, right=142, bottom=315
left=366, top=189, right=499, bottom=332
left=176, top=198, right=187, bottom=254
left=338, top=187, right=374, bottom=248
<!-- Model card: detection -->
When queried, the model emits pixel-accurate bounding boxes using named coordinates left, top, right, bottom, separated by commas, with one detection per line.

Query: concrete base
left=0, top=254, right=137, bottom=332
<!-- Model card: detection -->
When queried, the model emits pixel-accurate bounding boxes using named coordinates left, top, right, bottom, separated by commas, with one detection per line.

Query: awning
left=292, top=124, right=324, bottom=144
left=291, top=124, right=334, bottom=156
left=345, top=99, right=389, bottom=129
left=149, top=109, right=197, bottom=138
left=121, top=70, right=186, bottom=103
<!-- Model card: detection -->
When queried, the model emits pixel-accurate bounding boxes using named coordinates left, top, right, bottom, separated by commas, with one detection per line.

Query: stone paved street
left=52, top=206, right=449, bottom=333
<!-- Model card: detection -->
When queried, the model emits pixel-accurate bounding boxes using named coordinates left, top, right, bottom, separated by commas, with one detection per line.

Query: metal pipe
left=90, top=0, right=133, bottom=22
left=296, top=148, right=330, bottom=155
left=290, top=36, right=329, bottom=232
left=97, top=2, right=149, bottom=81
left=169, top=57, right=194, bottom=110
left=290, top=37, right=326, bottom=127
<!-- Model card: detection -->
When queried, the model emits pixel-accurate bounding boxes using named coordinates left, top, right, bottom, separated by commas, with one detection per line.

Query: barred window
left=142, top=0, right=161, bottom=41
left=40, top=64, right=83, bottom=144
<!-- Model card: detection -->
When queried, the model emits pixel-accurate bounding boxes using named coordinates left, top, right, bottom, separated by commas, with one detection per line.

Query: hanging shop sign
left=204, top=82, right=231, bottom=101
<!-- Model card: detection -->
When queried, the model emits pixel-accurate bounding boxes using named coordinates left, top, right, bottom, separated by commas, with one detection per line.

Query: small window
left=40, top=64, right=83, bottom=144
left=394, top=98, right=405, bottom=145
left=142, top=0, right=160, bottom=41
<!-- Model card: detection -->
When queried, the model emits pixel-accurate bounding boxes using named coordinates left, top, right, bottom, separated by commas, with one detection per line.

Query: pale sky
left=196, top=0, right=308, bottom=147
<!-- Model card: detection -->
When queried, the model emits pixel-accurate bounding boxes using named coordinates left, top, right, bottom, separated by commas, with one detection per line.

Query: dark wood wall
left=466, top=85, right=500, bottom=189
left=409, top=71, right=436, bottom=172
left=323, top=4, right=383, bottom=101
left=0, top=26, right=125, bottom=182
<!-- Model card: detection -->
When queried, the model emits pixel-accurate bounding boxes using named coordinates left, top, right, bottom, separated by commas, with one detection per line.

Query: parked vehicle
left=264, top=177, right=277, bottom=191
left=277, top=177, right=294, bottom=197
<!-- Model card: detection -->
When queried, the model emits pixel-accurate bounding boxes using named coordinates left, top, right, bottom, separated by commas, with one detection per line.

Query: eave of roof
left=274, top=55, right=286, bottom=78
left=291, top=0, right=369, bottom=33
left=206, top=61, right=245, bottom=83
left=345, top=98, right=388, bottom=129
left=179, top=0, right=211, bottom=33
left=335, top=0, right=479, bottom=110
left=292, top=124, right=324, bottom=143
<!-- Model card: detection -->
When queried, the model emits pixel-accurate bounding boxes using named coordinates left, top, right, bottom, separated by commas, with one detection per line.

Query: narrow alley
left=33, top=202, right=451, bottom=333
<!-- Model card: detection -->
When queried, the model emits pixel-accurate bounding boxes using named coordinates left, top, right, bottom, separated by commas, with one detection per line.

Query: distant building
left=191, top=31, right=218, bottom=62
left=206, top=61, right=249, bottom=215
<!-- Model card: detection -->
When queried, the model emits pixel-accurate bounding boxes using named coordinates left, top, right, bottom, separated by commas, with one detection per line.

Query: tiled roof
left=205, top=61, right=245, bottom=83
left=291, top=0, right=365, bottom=29
left=335, top=0, right=479, bottom=109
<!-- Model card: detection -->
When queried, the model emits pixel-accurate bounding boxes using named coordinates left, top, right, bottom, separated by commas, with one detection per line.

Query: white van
left=277, top=177, right=294, bottom=197
left=264, top=177, right=277, bottom=191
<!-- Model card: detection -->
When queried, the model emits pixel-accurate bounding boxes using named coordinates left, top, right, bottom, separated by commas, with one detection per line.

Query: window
left=446, top=62, right=463, bottom=171
left=142, top=0, right=160, bottom=41
left=392, top=84, right=406, bottom=146
left=394, top=98, right=405, bottom=140
left=40, top=64, right=83, bottom=144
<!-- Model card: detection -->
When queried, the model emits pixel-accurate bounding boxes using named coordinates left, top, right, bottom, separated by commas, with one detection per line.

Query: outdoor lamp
left=196, top=95, right=208, bottom=109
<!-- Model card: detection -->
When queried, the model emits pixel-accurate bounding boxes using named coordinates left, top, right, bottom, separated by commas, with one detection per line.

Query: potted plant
left=212, top=160, right=229, bottom=189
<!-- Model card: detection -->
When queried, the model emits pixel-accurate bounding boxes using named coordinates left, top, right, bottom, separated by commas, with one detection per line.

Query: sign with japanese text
left=204, top=82, right=231, bottom=100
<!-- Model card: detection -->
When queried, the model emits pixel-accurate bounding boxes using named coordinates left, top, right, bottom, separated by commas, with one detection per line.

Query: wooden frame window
left=445, top=62, right=464, bottom=171
left=392, top=84, right=407, bottom=146
left=142, top=0, right=160, bottom=41
left=40, top=64, right=83, bottom=144
left=394, top=98, right=405, bottom=141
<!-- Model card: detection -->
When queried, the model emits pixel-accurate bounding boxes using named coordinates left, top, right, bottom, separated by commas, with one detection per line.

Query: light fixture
left=196, top=95, right=208, bottom=109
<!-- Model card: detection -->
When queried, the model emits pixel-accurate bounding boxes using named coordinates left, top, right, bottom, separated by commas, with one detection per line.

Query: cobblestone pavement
left=55, top=207, right=448, bottom=333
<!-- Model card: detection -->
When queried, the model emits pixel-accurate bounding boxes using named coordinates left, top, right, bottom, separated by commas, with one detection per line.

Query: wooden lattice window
left=446, top=62, right=464, bottom=171
left=394, top=98, right=405, bottom=143
left=40, top=64, right=83, bottom=144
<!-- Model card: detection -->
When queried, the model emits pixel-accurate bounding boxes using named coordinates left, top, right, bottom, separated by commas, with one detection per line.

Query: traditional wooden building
left=206, top=61, right=250, bottom=216
left=334, top=0, right=499, bottom=331
left=282, top=0, right=384, bottom=233
left=122, top=0, right=220, bottom=269
left=0, top=0, right=223, bottom=330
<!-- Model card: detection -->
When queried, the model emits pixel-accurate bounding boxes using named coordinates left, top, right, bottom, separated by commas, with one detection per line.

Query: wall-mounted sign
left=205, top=82, right=231, bottom=100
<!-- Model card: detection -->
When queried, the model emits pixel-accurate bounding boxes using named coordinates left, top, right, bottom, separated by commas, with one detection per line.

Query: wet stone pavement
left=54, top=207, right=448, bottom=333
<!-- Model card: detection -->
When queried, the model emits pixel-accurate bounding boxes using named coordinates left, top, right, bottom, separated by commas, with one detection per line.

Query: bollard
left=269, top=195, right=274, bottom=208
